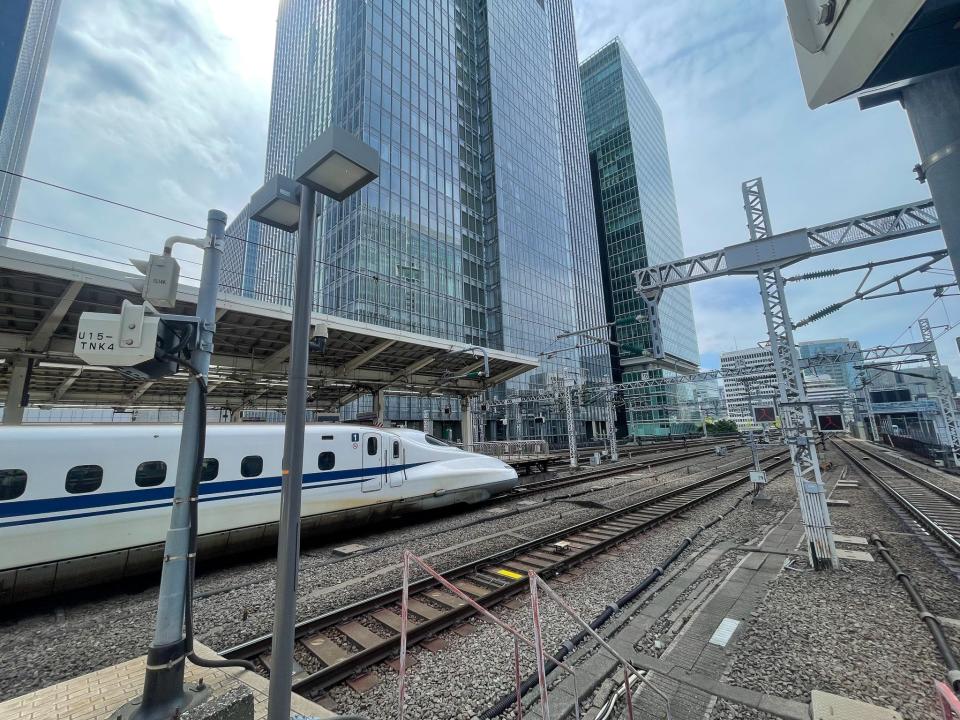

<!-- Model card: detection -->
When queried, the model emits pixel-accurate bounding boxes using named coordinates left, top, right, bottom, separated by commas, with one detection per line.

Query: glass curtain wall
left=224, top=0, right=601, bottom=443
left=581, top=39, right=700, bottom=437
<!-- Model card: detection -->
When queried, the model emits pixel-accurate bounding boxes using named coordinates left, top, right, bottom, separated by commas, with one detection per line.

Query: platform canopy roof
left=0, top=246, right=538, bottom=412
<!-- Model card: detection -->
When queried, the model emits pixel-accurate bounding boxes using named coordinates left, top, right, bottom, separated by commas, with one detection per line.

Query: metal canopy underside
left=0, top=246, right=538, bottom=411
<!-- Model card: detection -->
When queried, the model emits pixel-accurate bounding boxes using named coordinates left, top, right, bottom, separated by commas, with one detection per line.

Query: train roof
left=0, top=423, right=417, bottom=438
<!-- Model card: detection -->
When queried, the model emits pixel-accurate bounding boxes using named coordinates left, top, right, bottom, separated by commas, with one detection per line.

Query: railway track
left=833, top=439, right=960, bottom=575
left=221, top=451, right=788, bottom=696
left=511, top=435, right=738, bottom=472
left=512, top=444, right=735, bottom=497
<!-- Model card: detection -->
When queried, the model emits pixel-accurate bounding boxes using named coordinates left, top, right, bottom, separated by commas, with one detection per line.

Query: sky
left=10, top=0, right=960, bottom=375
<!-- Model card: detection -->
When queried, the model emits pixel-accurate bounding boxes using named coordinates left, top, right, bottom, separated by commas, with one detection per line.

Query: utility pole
left=743, top=178, right=838, bottom=569
left=556, top=375, right=578, bottom=468
left=606, top=394, right=618, bottom=461
left=919, top=318, right=960, bottom=466
left=121, top=210, right=226, bottom=719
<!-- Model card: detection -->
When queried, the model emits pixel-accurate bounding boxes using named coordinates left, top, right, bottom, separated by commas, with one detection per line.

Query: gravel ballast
left=0, top=447, right=755, bottom=701
left=708, top=444, right=960, bottom=720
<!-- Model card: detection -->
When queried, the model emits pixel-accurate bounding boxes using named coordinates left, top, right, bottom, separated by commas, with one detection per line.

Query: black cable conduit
left=870, top=535, right=960, bottom=691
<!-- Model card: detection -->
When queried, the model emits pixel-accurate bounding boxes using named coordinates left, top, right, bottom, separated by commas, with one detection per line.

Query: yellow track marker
left=493, top=568, right=524, bottom=580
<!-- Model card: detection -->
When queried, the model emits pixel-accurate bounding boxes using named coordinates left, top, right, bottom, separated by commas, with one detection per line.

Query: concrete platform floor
left=0, top=643, right=331, bottom=720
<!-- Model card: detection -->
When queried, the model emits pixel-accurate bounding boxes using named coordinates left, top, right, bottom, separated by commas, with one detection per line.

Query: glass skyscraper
left=580, top=38, right=700, bottom=436
left=0, top=0, right=60, bottom=242
left=222, top=0, right=611, bottom=440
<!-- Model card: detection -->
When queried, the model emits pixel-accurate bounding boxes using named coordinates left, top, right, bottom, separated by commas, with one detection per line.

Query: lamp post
left=250, top=127, right=378, bottom=720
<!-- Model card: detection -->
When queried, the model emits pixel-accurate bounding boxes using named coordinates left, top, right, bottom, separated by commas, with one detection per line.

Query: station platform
left=0, top=643, right=331, bottom=720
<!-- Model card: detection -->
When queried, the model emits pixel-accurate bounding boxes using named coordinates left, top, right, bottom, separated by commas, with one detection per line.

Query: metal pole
left=1, top=357, right=31, bottom=425
left=901, top=67, right=960, bottom=284
left=460, top=395, right=474, bottom=451
left=562, top=383, right=578, bottom=468
left=267, top=188, right=316, bottom=720
left=607, top=395, right=618, bottom=461
left=134, top=210, right=224, bottom=719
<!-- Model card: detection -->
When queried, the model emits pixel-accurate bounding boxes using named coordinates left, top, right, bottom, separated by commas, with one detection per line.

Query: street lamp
left=294, top=126, right=379, bottom=200
left=249, top=174, right=301, bottom=232
left=251, top=127, right=379, bottom=720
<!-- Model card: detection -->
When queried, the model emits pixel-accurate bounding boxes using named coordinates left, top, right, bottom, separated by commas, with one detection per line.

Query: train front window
left=200, top=458, right=219, bottom=482
left=240, top=455, right=263, bottom=478
left=424, top=435, right=451, bottom=447
left=0, top=469, right=27, bottom=500
left=66, top=465, right=103, bottom=494
left=135, top=461, right=167, bottom=487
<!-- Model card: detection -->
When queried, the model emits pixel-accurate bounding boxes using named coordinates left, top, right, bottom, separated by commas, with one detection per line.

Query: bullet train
left=0, top=423, right=518, bottom=605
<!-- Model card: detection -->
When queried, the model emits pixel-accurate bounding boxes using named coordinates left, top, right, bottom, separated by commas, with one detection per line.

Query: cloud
left=574, top=0, right=960, bottom=374
left=11, top=0, right=277, bottom=275
left=10, top=0, right=959, bottom=380
left=55, top=29, right=156, bottom=103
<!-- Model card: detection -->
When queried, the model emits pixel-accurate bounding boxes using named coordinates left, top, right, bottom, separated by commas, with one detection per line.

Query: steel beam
left=635, top=198, right=939, bottom=295
left=333, top=339, right=396, bottom=375
left=27, top=281, right=82, bottom=351
left=50, top=367, right=83, bottom=402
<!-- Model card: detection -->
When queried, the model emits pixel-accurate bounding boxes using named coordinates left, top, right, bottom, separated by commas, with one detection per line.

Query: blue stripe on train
left=0, top=462, right=428, bottom=525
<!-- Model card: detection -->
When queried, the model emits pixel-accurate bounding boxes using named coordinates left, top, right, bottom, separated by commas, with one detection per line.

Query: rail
left=833, top=439, right=960, bottom=558
left=221, top=453, right=789, bottom=694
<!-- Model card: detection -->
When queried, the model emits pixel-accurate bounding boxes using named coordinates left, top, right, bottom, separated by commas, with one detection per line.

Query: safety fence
left=468, top=440, right=550, bottom=459
left=394, top=549, right=671, bottom=720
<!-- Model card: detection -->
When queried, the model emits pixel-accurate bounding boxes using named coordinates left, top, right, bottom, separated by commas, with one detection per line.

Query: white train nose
left=488, top=459, right=519, bottom=494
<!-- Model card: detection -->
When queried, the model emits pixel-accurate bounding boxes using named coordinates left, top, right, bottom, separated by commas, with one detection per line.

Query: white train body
left=0, top=423, right=518, bottom=604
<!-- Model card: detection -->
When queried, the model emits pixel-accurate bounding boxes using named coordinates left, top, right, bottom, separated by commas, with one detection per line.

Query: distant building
left=0, top=0, right=60, bottom=242
left=865, top=365, right=959, bottom=445
left=797, top=338, right=862, bottom=393
left=720, top=347, right=776, bottom=430
left=721, top=338, right=872, bottom=430
left=580, top=38, right=700, bottom=437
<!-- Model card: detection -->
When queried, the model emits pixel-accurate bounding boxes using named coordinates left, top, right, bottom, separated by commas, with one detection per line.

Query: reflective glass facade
left=221, top=0, right=607, bottom=441
left=580, top=39, right=700, bottom=436
left=0, top=0, right=59, bottom=241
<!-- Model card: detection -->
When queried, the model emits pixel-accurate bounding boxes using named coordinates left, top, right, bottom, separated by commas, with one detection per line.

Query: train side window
left=66, top=465, right=103, bottom=494
left=200, top=458, right=219, bottom=482
left=0, top=469, right=27, bottom=500
left=367, top=437, right=378, bottom=455
left=135, top=461, right=167, bottom=487
left=392, top=440, right=400, bottom=459
left=318, top=452, right=336, bottom=471
left=240, top=455, right=263, bottom=478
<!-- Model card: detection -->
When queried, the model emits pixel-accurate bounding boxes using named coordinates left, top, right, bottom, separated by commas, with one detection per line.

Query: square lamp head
left=294, top=127, right=380, bottom=201
left=250, top=175, right=301, bottom=232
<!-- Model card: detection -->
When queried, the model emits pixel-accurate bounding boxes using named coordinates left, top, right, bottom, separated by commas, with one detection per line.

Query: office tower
left=580, top=38, right=700, bottom=436
left=720, top=347, right=777, bottom=431
left=0, top=0, right=60, bottom=242
left=222, top=0, right=611, bottom=441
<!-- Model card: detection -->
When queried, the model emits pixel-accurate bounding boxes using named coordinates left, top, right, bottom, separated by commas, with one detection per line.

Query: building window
left=66, top=465, right=103, bottom=494
left=367, top=437, right=378, bottom=455
left=318, top=452, right=336, bottom=471
left=0, top=469, right=27, bottom=500
left=200, top=458, right=219, bottom=482
left=241, top=456, right=263, bottom=478
left=135, top=461, right=167, bottom=487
